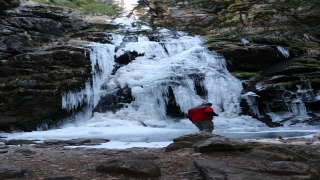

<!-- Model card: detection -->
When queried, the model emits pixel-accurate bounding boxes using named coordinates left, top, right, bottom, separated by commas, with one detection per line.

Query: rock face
left=210, top=1, right=320, bottom=127
left=147, top=0, right=320, bottom=127
left=0, top=2, right=116, bottom=131
left=0, top=46, right=92, bottom=131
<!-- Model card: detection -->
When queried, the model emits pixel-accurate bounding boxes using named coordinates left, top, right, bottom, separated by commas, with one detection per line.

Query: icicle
left=296, top=83, right=314, bottom=99
left=62, top=43, right=115, bottom=116
left=290, top=99, right=308, bottom=117
left=303, top=33, right=315, bottom=41
left=131, top=85, right=169, bottom=120
left=62, top=81, right=92, bottom=112
left=241, top=38, right=249, bottom=45
left=268, top=83, right=311, bottom=124
left=276, top=46, right=290, bottom=58
left=241, top=92, right=262, bottom=118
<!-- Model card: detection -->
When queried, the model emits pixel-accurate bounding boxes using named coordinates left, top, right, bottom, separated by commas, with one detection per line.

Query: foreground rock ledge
left=0, top=132, right=320, bottom=179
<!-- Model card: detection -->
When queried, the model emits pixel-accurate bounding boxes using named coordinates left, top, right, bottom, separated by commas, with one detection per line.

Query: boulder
left=165, top=132, right=216, bottom=152
left=165, top=141, right=193, bottom=152
left=313, top=133, right=320, bottom=139
left=173, top=132, right=216, bottom=143
left=192, top=135, right=257, bottom=153
left=194, top=157, right=313, bottom=179
left=96, top=157, right=161, bottom=177
left=0, top=164, right=25, bottom=179
left=243, top=149, right=293, bottom=161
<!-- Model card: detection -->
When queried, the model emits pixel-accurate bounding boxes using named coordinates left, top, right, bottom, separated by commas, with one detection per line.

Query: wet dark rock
left=93, top=87, right=134, bottom=113
left=115, top=51, right=143, bottom=65
left=123, top=35, right=138, bottom=43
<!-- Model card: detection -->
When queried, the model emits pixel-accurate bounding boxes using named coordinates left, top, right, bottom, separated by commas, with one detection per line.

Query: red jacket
left=187, top=105, right=215, bottom=122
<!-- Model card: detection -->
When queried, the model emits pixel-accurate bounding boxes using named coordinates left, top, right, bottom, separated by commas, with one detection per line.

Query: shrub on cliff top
left=34, top=0, right=120, bottom=15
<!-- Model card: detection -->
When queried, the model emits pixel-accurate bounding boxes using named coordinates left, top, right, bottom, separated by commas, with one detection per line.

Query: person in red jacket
left=187, top=102, right=219, bottom=133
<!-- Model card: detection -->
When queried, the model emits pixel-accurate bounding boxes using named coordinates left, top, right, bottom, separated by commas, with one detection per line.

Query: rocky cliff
left=0, top=0, right=116, bottom=131
left=146, top=0, right=320, bottom=127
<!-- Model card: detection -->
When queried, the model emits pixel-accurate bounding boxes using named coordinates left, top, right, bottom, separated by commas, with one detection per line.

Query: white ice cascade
left=276, top=46, right=290, bottom=58
left=241, top=92, right=262, bottom=118
left=268, top=83, right=312, bottom=126
left=290, top=84, right=312, bottom=117
left=103, top=20, right=243, bottom=121
left=61, top=17, right=243, bottom=126
left=62, top=43, right=115, bottom=121
left=303, top=33, right=315, bottom=41
left=282, top=84, right=311, bottom=118
left=241, top=38, right=250, bottom=45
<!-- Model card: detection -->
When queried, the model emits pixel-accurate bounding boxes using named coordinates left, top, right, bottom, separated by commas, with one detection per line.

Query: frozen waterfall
left=62, top=43, right=116, bottom=122
left=2, top=17, right=318, bottom=145
left=63, top=17, right=244, bottom=126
